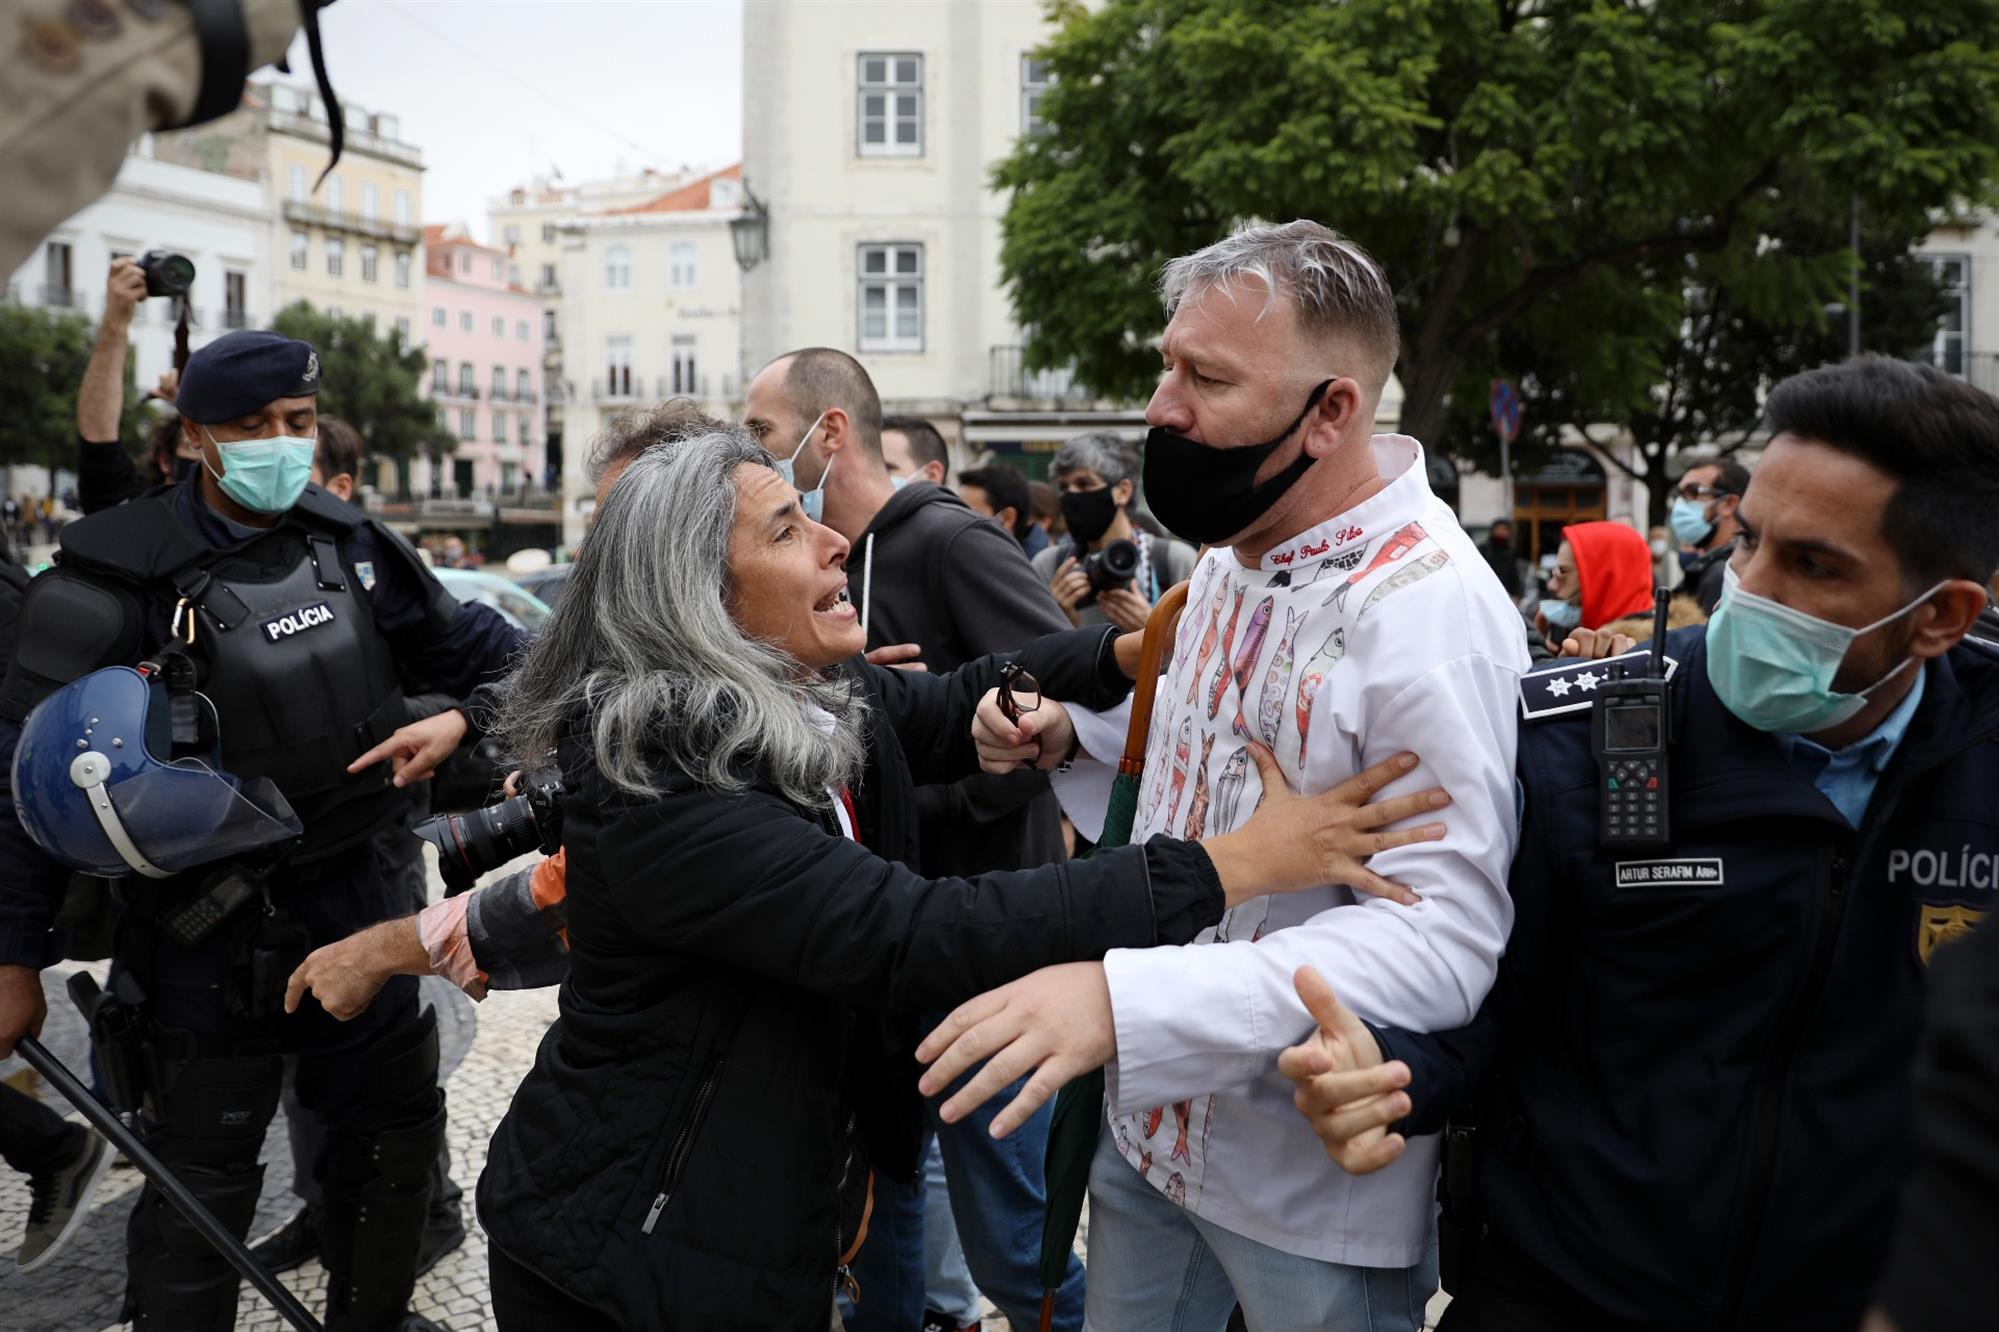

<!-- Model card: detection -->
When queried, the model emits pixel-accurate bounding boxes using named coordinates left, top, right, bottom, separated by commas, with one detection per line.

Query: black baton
left=14, top=1036, right=324, bottom=1332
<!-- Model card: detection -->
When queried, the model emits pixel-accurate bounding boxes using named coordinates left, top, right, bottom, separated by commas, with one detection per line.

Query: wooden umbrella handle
left=1119, top=579, right=1191, bottom=776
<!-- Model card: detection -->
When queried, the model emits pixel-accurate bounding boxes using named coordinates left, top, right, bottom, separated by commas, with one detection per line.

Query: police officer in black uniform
left=1281, top=356, right=1999, bottom=1331
left=0, top=330, right=522, bottom=1331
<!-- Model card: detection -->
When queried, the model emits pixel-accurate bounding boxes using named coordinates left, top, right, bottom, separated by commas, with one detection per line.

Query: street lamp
left=730, top=182, right=770, bottom=272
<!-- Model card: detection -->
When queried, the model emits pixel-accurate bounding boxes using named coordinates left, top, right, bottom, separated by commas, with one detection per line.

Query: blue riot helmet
left=12, top=665, right=303, bottom=878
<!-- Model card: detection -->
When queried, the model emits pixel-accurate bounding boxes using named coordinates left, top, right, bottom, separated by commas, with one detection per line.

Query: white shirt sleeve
left=1047, top=697, right=1133, bottom=844
left=1101, top=651, right=1520, bottom=1114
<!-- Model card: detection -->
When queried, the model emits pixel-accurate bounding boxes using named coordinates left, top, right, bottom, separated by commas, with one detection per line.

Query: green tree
left=270, top=301, right=452, bottom=472
left=0, top=304, right=140, bottom=469
left=998, top=0, right=1999, bottom=447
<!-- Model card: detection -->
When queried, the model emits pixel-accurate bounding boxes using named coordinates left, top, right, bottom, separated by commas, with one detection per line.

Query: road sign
left=1489, top=379, right=1522, bottom=444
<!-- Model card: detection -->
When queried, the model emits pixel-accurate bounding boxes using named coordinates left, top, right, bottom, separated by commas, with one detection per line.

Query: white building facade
left=7, top=140, right=272, bottom=399
left=551, top=166, right=744, bottom=545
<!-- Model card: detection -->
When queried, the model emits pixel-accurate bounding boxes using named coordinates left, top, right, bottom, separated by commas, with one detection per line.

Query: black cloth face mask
left=1060, top=485, right=1121, bottom=547
left=1142, top=379, right=1333, bottom=545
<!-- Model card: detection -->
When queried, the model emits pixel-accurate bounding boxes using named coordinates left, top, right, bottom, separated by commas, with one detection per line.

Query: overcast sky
left=274, top=0, right=745, bottom=240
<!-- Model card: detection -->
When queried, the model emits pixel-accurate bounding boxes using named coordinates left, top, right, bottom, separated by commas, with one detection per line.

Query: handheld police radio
left=1592, top=590, right=1673, bottom=847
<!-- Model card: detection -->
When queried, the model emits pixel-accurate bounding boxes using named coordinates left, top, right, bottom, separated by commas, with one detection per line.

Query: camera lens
left=414, top=781, right=562, bottom=895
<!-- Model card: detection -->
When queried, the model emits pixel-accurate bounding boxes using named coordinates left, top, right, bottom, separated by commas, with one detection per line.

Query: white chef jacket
left=1060, top=435, right=1529, bottom=1267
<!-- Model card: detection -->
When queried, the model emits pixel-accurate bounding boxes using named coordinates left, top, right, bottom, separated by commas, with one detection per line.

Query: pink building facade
left=424, top=224, right=546, bottom=496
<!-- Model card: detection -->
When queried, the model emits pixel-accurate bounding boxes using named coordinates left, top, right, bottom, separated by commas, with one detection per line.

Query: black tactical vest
left=56, top=491, right=410, bottom=862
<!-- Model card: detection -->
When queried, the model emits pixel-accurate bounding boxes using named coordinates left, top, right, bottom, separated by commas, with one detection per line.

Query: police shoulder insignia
left=355, top=561, right=376, bottom=591
left=1519, top=648, right=1679, bottom=721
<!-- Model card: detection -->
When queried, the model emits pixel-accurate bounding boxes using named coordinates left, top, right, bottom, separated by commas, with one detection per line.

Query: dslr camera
left=1077, top=538, right=1140, bottom=608
left=414, top=776, right=564, bottom=895
left=138, top=250, right=195, bottom=299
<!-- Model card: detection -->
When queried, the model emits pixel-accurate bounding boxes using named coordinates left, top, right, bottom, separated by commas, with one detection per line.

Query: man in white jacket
left=919, top=220, right=1528, bottom=1331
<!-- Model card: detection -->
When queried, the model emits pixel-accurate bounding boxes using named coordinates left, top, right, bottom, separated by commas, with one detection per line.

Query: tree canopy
left=0, top=304, right=134, bottom=470
left=271, top=301, right=452, bottom=466
left=997, top=0, right=1999, bottom=464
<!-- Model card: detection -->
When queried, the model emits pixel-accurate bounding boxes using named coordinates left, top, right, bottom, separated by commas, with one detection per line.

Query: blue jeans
left=842, top=1137, right=982, bottom=1330
left=845, top=1062, right=1087, bottom=1332
left=1083, top=1123, right=1436, bottom=1332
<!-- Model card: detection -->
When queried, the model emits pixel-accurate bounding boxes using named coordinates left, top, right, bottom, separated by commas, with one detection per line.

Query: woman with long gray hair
left=473, top=427, right=1451, bottom=1331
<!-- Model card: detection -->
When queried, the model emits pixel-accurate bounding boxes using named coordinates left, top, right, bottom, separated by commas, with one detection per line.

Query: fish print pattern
left=1325, top=522, right=1427, bottom=612
left=1226, top=595, right=1275, bottom=733
left=1185, top=577, right=1230, bottom=706
left=1164, top=719, right=1193, bottom=831
left=1182, top=732, right=1217, bottom=840
left=1358, top=548, right=1450, bottom=618
left=1293, top=626, right=1348, bottom=754
left=1252, top=607, right=1303, bottom=745
left=1164, top=1172, right=1188, bottom=1207
left=1206, top=587, right=1245, bottom=720
left=1171, top=1101, right=1193, bottom=1164
left=1211, top=747, right=1251, bottom=833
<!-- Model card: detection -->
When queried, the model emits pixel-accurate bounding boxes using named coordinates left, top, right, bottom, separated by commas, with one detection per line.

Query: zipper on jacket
left=1716, top=846, right=1852, bottom=1326
left=640, top=1061, right=724, bottom=1236
left=832, top=1112, right=860, bottom=1300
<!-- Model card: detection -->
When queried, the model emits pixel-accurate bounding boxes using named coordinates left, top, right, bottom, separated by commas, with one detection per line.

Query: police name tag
left=1615, top=858, right=1724, bottom=887
left=263, top=601, right=336, bottom=643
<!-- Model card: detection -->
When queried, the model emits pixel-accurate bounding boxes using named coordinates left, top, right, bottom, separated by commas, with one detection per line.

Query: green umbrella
left=1036, top=582, right=1191, bottom=1331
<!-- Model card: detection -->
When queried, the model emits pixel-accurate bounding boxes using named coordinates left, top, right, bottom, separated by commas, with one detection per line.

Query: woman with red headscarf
left=1536, top=520, right=1656, bottom=640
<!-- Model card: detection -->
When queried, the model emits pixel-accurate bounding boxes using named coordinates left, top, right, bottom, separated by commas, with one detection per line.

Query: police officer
left=0, top=329, right=522, bottom=1331
left=1280, top=356, right=1999, bottom=1330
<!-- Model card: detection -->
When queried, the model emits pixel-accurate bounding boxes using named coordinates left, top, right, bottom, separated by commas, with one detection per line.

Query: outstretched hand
left=915, top=961, right=1114, bottom=1139
left=348, top=708, right=469, bottom=787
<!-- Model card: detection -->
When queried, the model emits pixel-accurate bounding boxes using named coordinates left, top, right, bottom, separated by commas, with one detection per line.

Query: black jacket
left=476, top=628, right=1226, bottom=1331
left=1675, top=536, right=1736, bottom=615
left=851, top=480, right=1072, bottom=879
left=1373, top=629, right=1999, bottom=1330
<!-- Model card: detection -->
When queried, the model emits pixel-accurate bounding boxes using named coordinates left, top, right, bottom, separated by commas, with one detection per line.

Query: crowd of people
left=0, top=220, right=1995, bottom=1332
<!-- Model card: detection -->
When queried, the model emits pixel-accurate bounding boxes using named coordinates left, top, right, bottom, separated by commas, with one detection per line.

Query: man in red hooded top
left=1536, top=519, right=1656, bottom=640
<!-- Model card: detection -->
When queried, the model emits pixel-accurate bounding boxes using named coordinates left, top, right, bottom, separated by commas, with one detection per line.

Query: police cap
left=176, top=330, right=321, bottom=424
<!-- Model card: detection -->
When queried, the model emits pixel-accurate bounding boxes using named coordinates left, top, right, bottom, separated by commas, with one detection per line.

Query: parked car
left=425, top=569, right=550, bottom=810
left=510, top=562, right=572, bottom=608
left=434, top=567, right=552, bottom=632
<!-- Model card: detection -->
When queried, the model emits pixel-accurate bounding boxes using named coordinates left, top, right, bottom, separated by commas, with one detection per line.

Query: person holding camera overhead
left=0, top=328, right=523, bottom=1332
left=462, top=426, right=1451, bottom=1331
left=1034, top=433, right=1198, bottom=631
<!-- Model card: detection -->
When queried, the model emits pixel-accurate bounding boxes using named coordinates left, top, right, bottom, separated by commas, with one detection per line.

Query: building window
left=1921, top=254, right=1971, bottom=377
left=289, top=164, right=307, bottom=203
left=359, top=312, right=375, bottom=334
left=509, top=264, right=521, bottom=287
left=42, top=241, right=73, bottom=307
left=669, top=241, right=697, bottom=288
left=395, top=189, right=411, bottom=225
left=516, top=368, right=531, bottom=399
left=453, top=458, right=475, bottom=496
left=519, top=413, right=532, bottom=443
left=858, top=53, right=922, bottom=157
left=670, top=334, right=698, bottom=395
left=394, top=315, right=410, bottom=341
left=857, top=243, right=924, bottom=352
left=492, top=365, right=507, bottom=398
left=517, top=319, right=530, bottom=341
left=437, top=406, right=449, bottom=433
left=360, top=245, right=379, bottom=283
left=458, top=363, right=475, bottom=396
left=543, top=309, right=557, bottom=341
left=504, top=225, right=521, bottom=247
left=604, top=244, right=632, bottom=291
left=290, top=231, right=309, bottom=270
left=539, top=262, right=557, bottom=291
left=494, top=412, right=508, bottom=444
left=460, top=310, right=472, bottom=331
left=326, top=237, right=344, bottom=277
left=459, top=409, right=476, bottom=438
left=432, top=306, right=445, bottom=327
left=1021, top=56, right=1052, bottom=137
left=457, top=252, right=470, bottom=275
left=395, top=250, right=412, bottom=289
left=502, top=461, right=519, bottom=492
left=225, top=270, right=247, bottom=328
left=431, top=359, right=447, bottom=393
left=326, top=305, right=342, bottom=320
left=492, top=258, right=504, bottom=282
left=542, top=223, right=557, bottom=243
left=492, top=315, right=506, bottom=338
left=361, top=182, right=377, bottom=221
left=606, top=335, right=632, bottom=396
left=327, top=175, right=344, bottom=213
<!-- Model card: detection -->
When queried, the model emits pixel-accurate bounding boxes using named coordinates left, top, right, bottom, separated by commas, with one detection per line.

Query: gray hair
left=498, top=428, right=867, bottom=808
left=1158, top=219, right=1400, bottom=389
left=1050, top=432, right=1140, bottom=491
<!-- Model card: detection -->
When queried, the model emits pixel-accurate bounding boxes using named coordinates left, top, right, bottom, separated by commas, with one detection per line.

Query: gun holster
left=224, top=904, right=312, bottom=1021
left=68, top=969, right=154, bottom=1119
